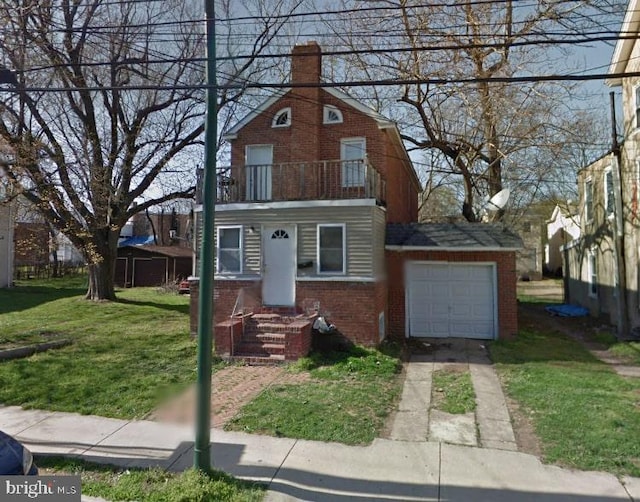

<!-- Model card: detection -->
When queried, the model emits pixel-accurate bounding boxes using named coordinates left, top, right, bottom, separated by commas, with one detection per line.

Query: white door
left=246, top=145, right=272, bottom=200
left=262, top=225, right=296, bottom=306
left=407, top=262, right=496, bottom=339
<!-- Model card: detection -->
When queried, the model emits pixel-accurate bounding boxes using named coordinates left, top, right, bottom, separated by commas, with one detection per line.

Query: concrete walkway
left=390, top=338, right=517, bottom=451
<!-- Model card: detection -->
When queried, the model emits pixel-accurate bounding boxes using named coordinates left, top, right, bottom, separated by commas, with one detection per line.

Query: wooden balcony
left=213, top=159, right=386, bottom=205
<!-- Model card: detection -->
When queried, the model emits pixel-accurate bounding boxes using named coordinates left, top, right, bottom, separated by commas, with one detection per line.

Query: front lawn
left=225, top=345, right=403, bottom=445
left=0, top=278, right=205, bottom=418
left=37, top=456, right=264, bottom=502
left=490, top=329, right=640, bottom=477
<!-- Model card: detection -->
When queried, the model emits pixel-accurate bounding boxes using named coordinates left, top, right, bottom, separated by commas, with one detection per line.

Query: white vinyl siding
left=210, top=205, right=382, bottom=279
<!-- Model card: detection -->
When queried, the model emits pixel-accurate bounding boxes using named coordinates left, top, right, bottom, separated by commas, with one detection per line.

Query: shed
left=115, top=245, right=193, bottom=288
left=385, top=223, right=522, bottom=340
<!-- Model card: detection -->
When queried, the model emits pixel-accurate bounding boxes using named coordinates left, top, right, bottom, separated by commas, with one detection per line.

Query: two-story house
left=190, top=42, right=522, bottom=362
left=564, top=0, right=640, bottom=335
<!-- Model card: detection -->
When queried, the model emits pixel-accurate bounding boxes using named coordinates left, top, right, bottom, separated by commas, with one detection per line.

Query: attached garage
left=386, top=223, right=522, bottom=341
left=406, top=262, right=496, bottom=339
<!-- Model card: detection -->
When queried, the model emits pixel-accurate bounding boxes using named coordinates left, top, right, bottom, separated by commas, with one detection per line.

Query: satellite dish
left=485, top=188, right=510, bottom=211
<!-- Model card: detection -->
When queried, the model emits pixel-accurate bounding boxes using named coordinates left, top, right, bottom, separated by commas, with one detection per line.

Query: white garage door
left=407, top=262, right=496, bottom=339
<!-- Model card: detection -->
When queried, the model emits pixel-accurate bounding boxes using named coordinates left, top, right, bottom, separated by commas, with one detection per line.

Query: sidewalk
left=2, top=406, right=639, bottom=501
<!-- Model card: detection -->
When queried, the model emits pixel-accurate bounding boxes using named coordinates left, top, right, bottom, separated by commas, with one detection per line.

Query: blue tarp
left=118, top=235, right=155, bottom=247
left=545, top=304, right=589, bottom=317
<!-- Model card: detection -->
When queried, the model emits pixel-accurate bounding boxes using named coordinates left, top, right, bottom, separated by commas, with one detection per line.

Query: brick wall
left=228, top=43, right=419, bottom=221
left=191, top=278, right=383, bottom=347
left=296, top=281, right=382, bottom=346
left=386, top=250, right=518, bottom=340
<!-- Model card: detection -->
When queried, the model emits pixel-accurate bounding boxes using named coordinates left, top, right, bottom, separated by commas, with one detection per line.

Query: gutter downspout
left=610, top=92, right=629, bottom=338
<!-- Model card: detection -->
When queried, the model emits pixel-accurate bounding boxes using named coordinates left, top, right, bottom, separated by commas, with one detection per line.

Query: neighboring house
left=115, top=245, right=192, bottom=288
left=564, top=0, right=640, bottom=333
left=564, top=154, right=620, bottom=321
left=190, top=42, right=521, bottom=361
left=512, top=216, right=544, bottom=281
left=545, top=203, right=580, bottom=276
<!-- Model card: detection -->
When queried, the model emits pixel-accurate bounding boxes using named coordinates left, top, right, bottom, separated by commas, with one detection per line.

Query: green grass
left=432, top=369, right=476, bottom=414
left=610, top=342, right=640, bottom=365
left=37, top=457, right=264, bottom=502
left=0, top=278, right=210, bottom=418
left=490, top=329, right=640, bottom=476
left=225, top=345, right=403, bottom=445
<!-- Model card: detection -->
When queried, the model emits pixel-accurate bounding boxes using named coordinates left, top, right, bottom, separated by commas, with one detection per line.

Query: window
left=272, top=107, right=291, bottom=128
left=636, top=85, right=640, bottom=129
left=217, top=226, right=242, bottom=273
left=317, top=224, right=346, bottom=274
left=341, top=138, right=366, bottom=187
left=604, top=167, right=614, bottom=217
left=323, top=105, right=343, bottom=124
left=584, top=177, right=593, bottom=222
left=588, top=250, right=597, bottom=298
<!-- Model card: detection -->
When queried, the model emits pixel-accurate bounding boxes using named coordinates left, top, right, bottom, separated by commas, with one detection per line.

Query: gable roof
left=386, top=222, right=523, bottom=251
left=223, top=86, right=396, bottom=140
left=607, top=0, right=639, bottom=86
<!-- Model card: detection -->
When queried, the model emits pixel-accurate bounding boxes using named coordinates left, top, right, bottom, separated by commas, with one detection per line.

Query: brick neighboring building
left=191, top=42, right=521, bottom=362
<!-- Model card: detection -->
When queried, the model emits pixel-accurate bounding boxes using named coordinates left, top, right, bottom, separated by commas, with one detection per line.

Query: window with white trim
left=584, top=177, right=593, bottom=222
left=317, top=224, right=346, bottom=274
left=604, top=166, right=614, bottom=217
left=217, top=226, right=242, bottom=273
left=340, top=138, right=366, bottom=187
left=272, top=107, right=291, bottom=128
left=588, top=249, right=597, bottom=298
left=323, top=105, right=343, bottom=124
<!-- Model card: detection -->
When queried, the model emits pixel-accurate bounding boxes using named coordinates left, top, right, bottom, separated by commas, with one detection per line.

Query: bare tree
left=0, top=0, right=302, bottom=300
left=328, top=0, right=620, bottom=221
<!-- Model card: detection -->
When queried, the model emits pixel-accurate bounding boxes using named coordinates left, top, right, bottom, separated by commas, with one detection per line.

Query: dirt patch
left=504, top=394, right=543, bottom=458
left=148, top=365, right=311, bottom=427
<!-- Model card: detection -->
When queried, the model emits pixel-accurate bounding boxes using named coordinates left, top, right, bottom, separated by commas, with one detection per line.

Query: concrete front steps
left=214, top=311, right=316, bottom=365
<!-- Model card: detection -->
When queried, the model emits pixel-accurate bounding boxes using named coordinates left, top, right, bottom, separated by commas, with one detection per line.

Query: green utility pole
left=195, top=0, right=216, bottom=472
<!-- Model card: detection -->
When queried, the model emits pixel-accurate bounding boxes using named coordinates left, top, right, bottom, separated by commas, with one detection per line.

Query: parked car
left=0, top=430, right=38, bottom=475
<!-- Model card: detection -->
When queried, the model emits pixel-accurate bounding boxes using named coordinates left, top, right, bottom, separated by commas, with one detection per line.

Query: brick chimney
left=290, top=42, right=322, bottom=163
left=291, top=41, right=322, bottom=85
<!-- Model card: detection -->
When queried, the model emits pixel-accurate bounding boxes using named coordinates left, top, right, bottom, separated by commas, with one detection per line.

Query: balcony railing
left=213, top=159, right=385, bottom=204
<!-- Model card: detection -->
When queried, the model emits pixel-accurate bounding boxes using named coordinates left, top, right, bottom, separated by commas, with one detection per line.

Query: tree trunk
left=85, top=229, right=118, bottom=301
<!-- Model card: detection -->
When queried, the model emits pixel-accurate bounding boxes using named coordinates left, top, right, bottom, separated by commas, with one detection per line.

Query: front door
left=246, top=145, right=273, bottom=201
left=262, top=225, right=296, bottom=306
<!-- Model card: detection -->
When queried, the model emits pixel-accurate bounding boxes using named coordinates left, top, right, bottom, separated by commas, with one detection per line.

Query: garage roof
left=386, top=223, right=523, bottom=251
left=119, top=245, right=193, bottom=258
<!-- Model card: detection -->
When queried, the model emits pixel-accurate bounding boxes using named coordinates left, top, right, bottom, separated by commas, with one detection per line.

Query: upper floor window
left=341, top=138, right=366, bottom=187
left=272, top=108, right=291, bottom=128
left=217, top=226, right=243, bottom=273
left=584, top=177, right=593, bottom=222
left=604, top=166, right=614, bottom=217
left=323, top=105, right=343, bottom=124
